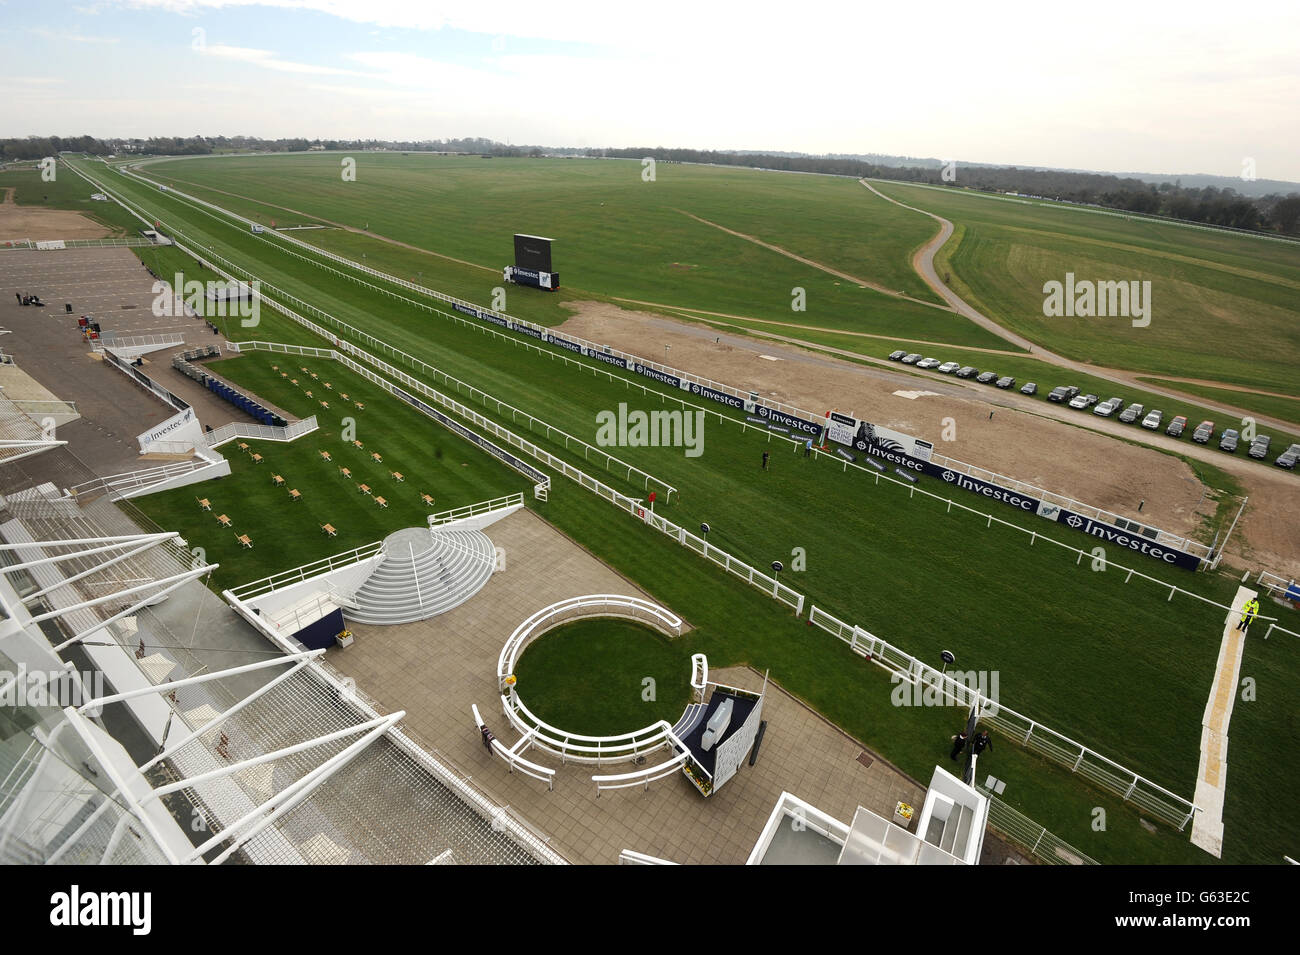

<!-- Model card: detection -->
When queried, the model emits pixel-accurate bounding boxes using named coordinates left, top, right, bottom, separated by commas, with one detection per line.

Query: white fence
left=806, top=604, right=1198, bottom=830
left=428, top=493, right=524, bottom=526
left=229, top=541, right=385, bottom=602
left=201, top=415, right=318, bottom=449
left=121, top=162, right=1214, bottom=560
left=978, top=787, right=1098, bottom=865
left=95, top=333, right=186, bottom=353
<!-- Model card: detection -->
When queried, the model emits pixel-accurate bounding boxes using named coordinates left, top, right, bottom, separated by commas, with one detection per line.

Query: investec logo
left=940, top=470, right=1035, bottom=511
left=857, top=437, right=921, bottom=471
left=50, top=885, right=151, bottom=935
left=1069, top=514, right=1178, bottom=563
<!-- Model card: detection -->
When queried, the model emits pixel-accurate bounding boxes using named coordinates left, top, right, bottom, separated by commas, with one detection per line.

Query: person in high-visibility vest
left=1236, top=597, right=1260, bottom=632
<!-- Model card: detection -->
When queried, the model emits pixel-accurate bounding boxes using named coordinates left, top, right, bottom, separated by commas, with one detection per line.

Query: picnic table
left=339, top=466, right=352, bottom=479
left=420, top=494, right=434, bottom=506
left=216, top=514, right=232, bottom=527
left=237, top=442, right=250, bottom=454
left=321, top=523, right=337, bottom=536
left=197, top=498, right=211, bottom=510
left=358, top=483, right=371, bottom=495
left=319, top=450, right=332, bottom=462
left=289, top=489, right=302, bottom=502
left=374, top=496, right=388, bottom=508
left=251, top=453, right=264, bottom=465
left=371, top=452, right=383, bottom=463
left=271, top=474, right=284, bottom=487
left=237, top=534, right=253, bottom=548
left=391, top=471, right=404, bottom=482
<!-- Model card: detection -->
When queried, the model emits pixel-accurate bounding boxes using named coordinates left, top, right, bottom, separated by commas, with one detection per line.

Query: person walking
left=971, top=730, right=993, bottom=757
left=761, top=450, right=770, bottom=470
left=1236, top=596, right=1260, bottom=632
left=949, top=730, right=969, bottom=761
left=804, top=438, right=813, bottom=458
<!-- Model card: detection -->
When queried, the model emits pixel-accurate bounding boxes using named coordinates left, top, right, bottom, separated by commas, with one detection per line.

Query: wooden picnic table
left=319, top=450, right=331, bottom=462
left=420, top=494, right=434, bottom=506
left=374, top=496, right=388, bottom=508
left=289, top=489, right=302, bottom=502
left=237, top=534, right=253, bottom=548
left=371, top=452, right=382, bottom=463
left=339, top=467, right=352, bottom=479
left=216, top=514, right=232, bottom=527
left=358, top=484, right=371, bottom=495
left=321, top=523, right=337, bottom=536
left=391, top=471, right=404, bottom=482
left=197, top=498, right=211, bottom=510
left=271, top=474, right=284, bottom=486
left=353, top=440, right=364, bottom=449
left=237, top=442, right=250, bottom=453
left=251, top=453, right=264, bottom=464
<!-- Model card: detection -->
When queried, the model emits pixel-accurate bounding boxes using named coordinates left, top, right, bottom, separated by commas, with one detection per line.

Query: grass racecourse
left=53, top=155, right=1300, bottom=865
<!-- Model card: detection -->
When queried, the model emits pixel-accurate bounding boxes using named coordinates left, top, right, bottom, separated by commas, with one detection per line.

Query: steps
left=345, top=526, right=495, bottom=626
left=672, top=703, right=707, bottom=740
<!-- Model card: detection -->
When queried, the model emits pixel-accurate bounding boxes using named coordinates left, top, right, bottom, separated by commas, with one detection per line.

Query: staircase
left=346, top=526, right=496, bottom=626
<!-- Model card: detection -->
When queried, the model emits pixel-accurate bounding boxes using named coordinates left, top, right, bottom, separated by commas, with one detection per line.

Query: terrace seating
left=346, top=526, right=497, bottom=626
left=208, top=378, right=283, bottom=427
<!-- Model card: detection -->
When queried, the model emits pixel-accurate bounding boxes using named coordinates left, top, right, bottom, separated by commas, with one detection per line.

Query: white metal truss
left=58, top=650, right=405, bottom=865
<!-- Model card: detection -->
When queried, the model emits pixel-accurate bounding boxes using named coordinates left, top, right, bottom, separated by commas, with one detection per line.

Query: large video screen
left=513, top=234, right=553, bottom=272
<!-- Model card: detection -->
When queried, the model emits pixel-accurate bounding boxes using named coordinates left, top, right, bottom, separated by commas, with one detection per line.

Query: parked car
left=1276, top=444, right=1299, bottom=469
left=1248, top=435, right=1271, bottom=459
left=1118, top=403, right=1145, bottom=424
left=1218, top=429, right=1239, bottom=453
left=1191, top=420, right=1215, bottom=443
left=956, top=366, right=978, bottom=378
left=938, top=361, right=961, bottom=374
left=901, top=353, right=922, bottom=364
left=1093, top=398, right=1121, bottom=417
left=1047, top=385, right=1071, bottom=402
left=975, top=371, right=998, bottom=384
left=1141, top=409, right=1163, bottom=430
left=1165, top=415, right=1187, bottom=438
left=1068, top=393, right=1098, bottom=410
left=1020, top=382, right=1038, bottom=396
left=995, top=376, right=1015, bottom=389
left=916, top=357, right=941, bottom=369
left=888, top=349, right=907, bottom=361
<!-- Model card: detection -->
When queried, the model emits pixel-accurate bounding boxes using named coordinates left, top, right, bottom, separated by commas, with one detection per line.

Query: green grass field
left=512, top=618, right=694, bottom=736
left=872, top=179, right=1300, bottom=399
left=139, top=355, right=530, bottom=591
left=129, top=153, right=1017, bottom=350
left=69, top=155, right=1300, bottom=864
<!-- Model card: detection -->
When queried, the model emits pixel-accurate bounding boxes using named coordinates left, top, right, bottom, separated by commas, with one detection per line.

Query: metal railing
left=201, top=415, right=317, bottom=448
left=807, top=604, right=1198, bottom=830
left=977, top=787, right=1098, bottom=865
left=228, top=541, right=385, bottom=601
left=120, top=162, right=1214, bottom=560
left=428, top=493, right=525, bottom=526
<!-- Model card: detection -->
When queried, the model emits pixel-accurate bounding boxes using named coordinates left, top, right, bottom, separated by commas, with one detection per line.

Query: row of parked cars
left=888, top=351, right=1037, bottom=394
left=888, top=350, right=1298, bottom=469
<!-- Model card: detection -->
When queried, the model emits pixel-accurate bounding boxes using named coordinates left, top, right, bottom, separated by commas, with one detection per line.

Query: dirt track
left=0, top=180, right=113, bottom=240
left=558, top=301, right=1300, bottom=580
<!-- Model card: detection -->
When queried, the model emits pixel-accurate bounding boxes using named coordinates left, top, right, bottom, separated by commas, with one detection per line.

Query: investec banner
left=632, top=362, right=682, bottom=389
left=756, top=404, right=824, bottom=438
left=856, top=429, right=1202, bottom=570
left=688, top=381, right=745, bottom=410
left=545, top=332, right=584, bottom=355
left=583, top=347, right=628, bottom=370
left=137, top=406, right=200, bottom=452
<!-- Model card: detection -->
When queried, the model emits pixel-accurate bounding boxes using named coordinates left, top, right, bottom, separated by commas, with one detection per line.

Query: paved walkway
left=1191, top=585, right=1256, bottom=857
left=327, top=508, right=927, bottom=864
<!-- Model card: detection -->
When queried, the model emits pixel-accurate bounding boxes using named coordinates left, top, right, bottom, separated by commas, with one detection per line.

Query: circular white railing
left=496, top=595, right=684, bottom=765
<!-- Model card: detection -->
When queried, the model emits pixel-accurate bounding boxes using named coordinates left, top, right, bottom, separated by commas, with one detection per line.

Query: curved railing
left=495, top=595, right=684, bottom=765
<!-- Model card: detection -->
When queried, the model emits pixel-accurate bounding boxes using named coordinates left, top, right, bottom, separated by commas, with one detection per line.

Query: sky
left=3, top=0, right=1299, bottom=181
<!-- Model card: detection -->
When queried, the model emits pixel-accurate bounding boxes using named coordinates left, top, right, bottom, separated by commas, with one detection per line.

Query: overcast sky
left=4, top=0, right=1299, bottom=181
